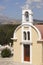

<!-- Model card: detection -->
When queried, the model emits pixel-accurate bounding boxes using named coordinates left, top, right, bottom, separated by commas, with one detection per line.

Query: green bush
left=1, top=48, right=11, bottom=58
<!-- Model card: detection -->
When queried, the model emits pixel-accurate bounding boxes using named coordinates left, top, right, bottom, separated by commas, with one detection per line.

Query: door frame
left=22, top=44, right=32, bottom=64
left=24, top=44, right=30, bottom=62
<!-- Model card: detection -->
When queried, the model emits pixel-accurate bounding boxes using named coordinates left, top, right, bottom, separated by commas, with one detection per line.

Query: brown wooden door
left=24, top=44, right=30, bottom=61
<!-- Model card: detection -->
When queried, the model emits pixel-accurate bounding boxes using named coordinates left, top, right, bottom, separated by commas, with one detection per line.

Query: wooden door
left=24, top=44, right=30, bottom=61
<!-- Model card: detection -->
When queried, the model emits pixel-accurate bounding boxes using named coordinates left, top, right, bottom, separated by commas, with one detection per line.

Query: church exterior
left=11, top=6, right=43, bottom=65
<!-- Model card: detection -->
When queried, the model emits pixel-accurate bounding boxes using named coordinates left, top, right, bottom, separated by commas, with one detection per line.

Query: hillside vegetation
left=0, top=24, right=19, bottom=46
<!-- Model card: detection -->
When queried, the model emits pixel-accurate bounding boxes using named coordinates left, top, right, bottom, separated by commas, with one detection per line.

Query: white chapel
left=11, top=4, right=43, bottom=65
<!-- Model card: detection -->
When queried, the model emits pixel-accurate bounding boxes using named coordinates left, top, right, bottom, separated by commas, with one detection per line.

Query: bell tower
left=22, top=5, right=33, bottom=24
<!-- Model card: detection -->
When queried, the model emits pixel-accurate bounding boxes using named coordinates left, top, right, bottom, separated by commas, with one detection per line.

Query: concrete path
left=0, top=58, right=32, bottom=65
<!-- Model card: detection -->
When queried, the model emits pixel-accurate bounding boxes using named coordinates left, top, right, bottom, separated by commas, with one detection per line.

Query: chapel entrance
left=24, top=44, right=30, bottom=62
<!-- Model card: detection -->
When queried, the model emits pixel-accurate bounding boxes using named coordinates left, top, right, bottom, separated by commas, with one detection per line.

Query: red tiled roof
left=35, top=24, right=43, bottom=39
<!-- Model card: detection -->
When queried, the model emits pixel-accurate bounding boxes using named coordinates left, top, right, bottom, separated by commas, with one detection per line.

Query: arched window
left=24, top=31, right=26, bottom=40
left=25, top=11, right=29, bottom=21
left=27, top=31, right=30, bottom=40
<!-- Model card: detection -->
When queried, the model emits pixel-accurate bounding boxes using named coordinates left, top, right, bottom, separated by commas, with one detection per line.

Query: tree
left=0, top=24, right=19, bottom=46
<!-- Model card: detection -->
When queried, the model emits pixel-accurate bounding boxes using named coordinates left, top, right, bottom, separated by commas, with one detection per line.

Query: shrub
left=1, top=48, right=11, bottom=58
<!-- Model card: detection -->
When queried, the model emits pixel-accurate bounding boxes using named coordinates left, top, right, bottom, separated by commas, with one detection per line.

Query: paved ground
left=0, top=57, right=13, bottom=65
left=0, top=57, right=32, bottom=65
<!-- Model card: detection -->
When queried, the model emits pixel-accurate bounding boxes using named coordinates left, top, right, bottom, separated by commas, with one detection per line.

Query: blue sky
left=0, top=0, right=43, bottom=20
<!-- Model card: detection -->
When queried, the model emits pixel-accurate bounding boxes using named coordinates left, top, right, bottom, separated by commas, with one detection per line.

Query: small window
left=24, top=31, right=26, bottom=40
left=27, top=31, right=30, bottom=40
